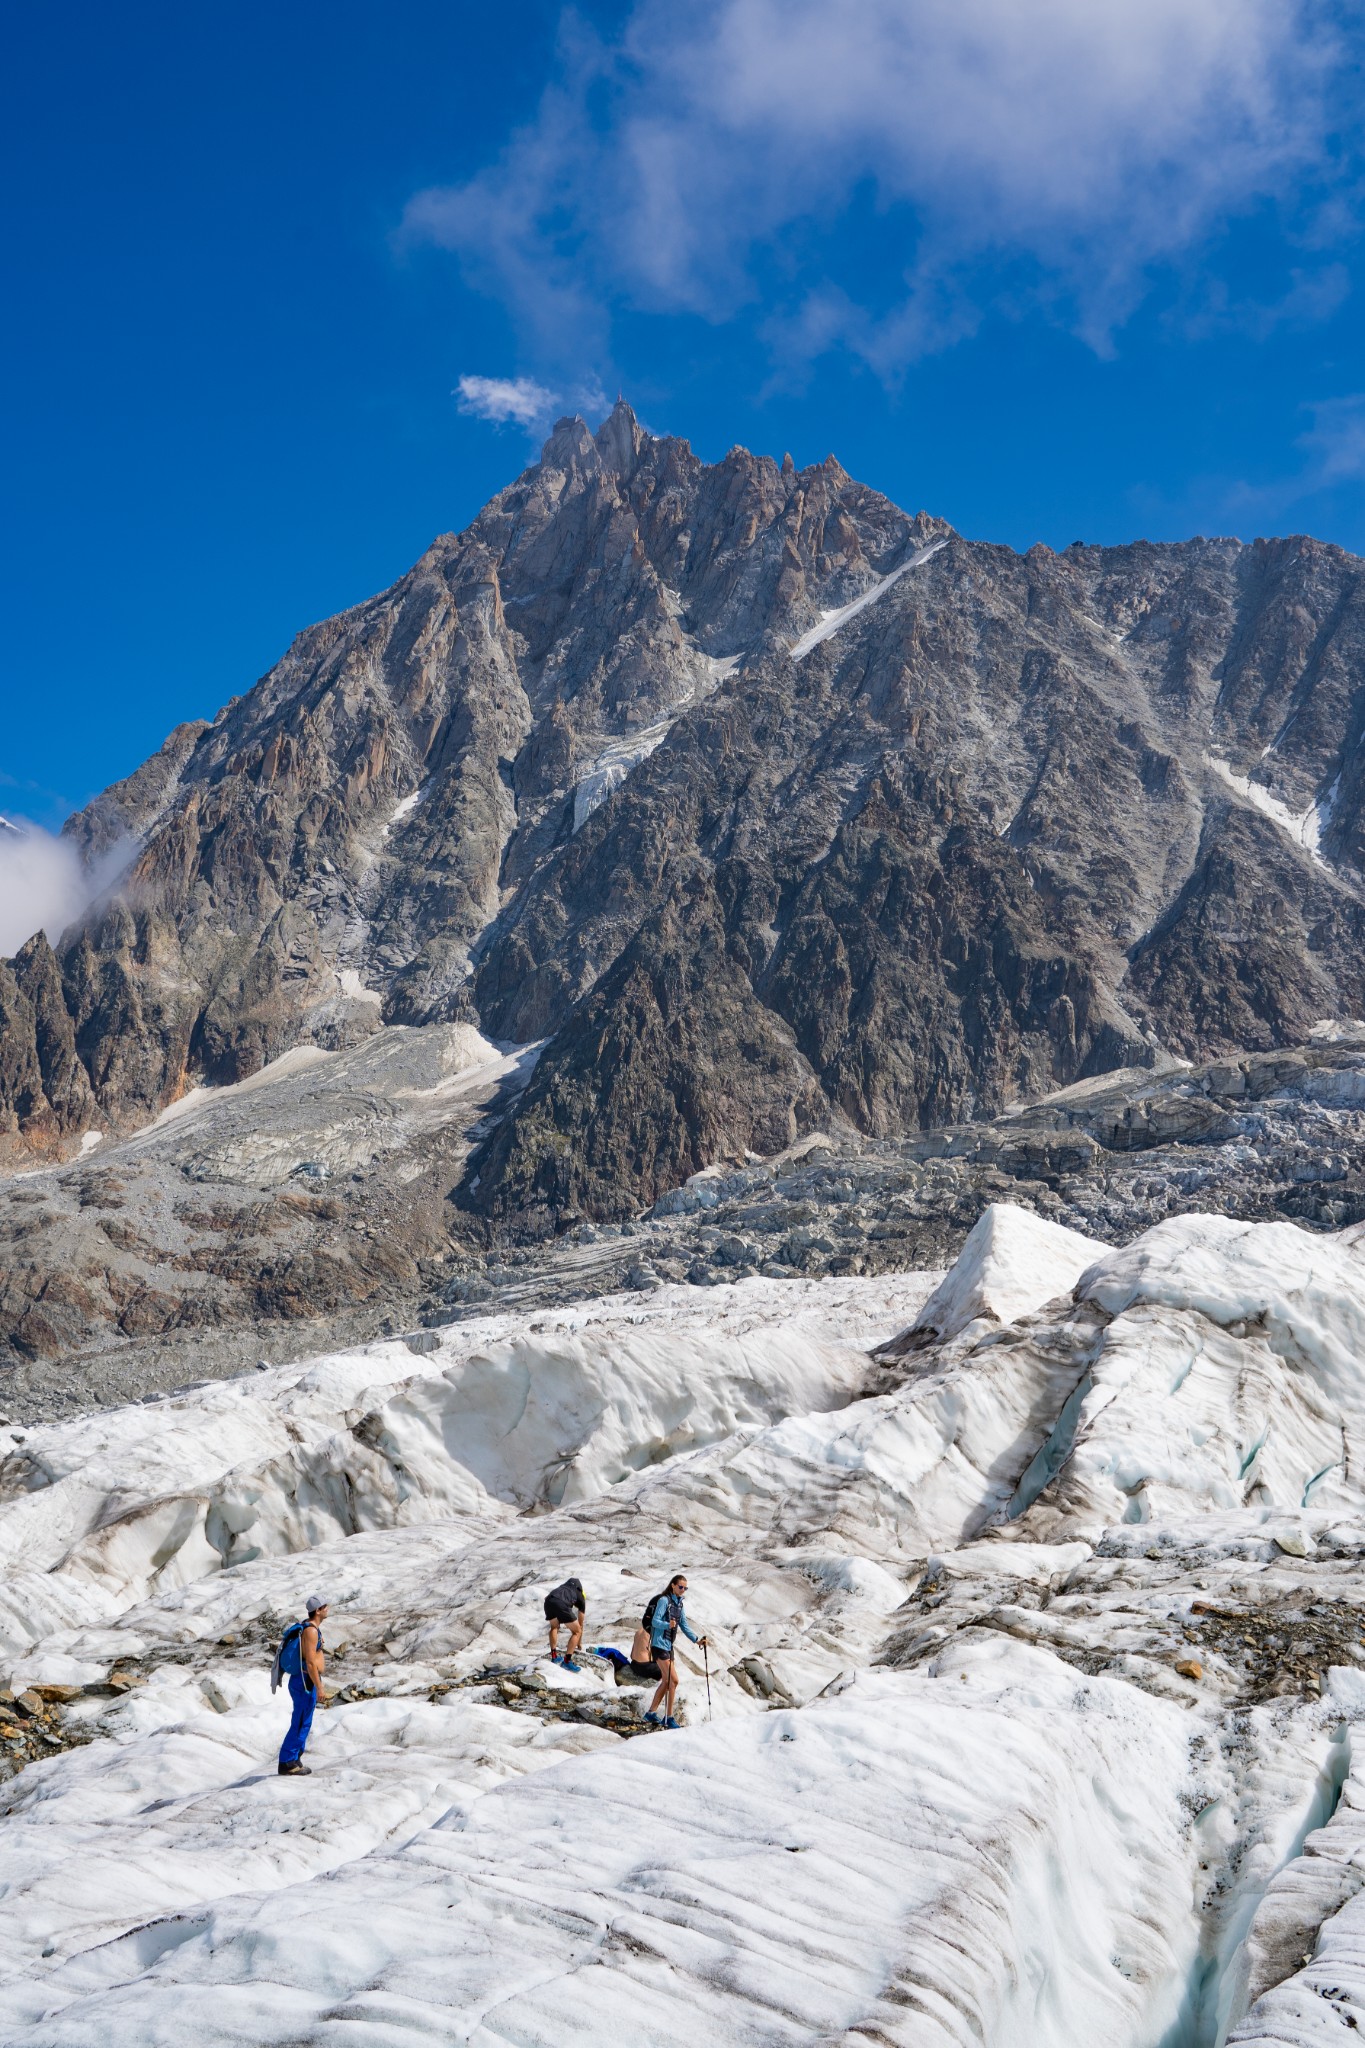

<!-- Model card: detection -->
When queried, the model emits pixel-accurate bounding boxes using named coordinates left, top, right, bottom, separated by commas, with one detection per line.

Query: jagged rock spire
left=537, top=397, right=645, bottom=482
left=594, top=397, right=644, bottom=478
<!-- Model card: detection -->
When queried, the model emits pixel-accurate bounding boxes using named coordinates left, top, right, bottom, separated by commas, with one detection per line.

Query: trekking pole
left=703, top=1640, right=712, bottom=1721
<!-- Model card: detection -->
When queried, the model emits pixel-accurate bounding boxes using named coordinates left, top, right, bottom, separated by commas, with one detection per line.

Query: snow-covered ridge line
left=789, top=537, right=949, bottom=662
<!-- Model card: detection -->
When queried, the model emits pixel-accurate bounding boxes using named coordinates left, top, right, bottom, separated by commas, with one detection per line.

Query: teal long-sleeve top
left=650, top=1593, right=698, bottom=1655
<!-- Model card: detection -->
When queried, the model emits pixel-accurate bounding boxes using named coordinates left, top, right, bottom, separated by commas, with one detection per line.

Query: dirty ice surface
left=9, top=1207, right=1365, bottom=2040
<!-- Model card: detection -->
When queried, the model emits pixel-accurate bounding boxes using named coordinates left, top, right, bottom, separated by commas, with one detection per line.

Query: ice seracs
left=0, top=1272, right=929, bottom=1637
left=897, top=1199, right=1104, bottom=1347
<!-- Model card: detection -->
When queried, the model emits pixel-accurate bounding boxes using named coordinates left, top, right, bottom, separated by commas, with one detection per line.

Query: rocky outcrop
left=0, top=937, right=98, bottom=1157
left=7, top=402, right=1365, bottom=1223
left=471, top=867, right=830, bottom=1230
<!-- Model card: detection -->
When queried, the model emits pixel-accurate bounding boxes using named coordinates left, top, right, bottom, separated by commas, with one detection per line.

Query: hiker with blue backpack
left=643, top=1573, right=707, bottom=1729
left=272, top=1595, right=328, bottom=1776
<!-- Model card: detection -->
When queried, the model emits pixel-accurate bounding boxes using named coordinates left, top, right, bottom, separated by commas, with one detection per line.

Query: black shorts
left=629, top=1658, right=662, bottom=1682
left=544, top=1595, right=580, bottom=1625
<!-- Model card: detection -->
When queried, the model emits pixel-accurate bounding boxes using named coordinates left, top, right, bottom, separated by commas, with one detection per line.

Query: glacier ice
left=8, top=1215, right=1365, bottom=2039
left=903, top=1199, right=1105, bottom=1345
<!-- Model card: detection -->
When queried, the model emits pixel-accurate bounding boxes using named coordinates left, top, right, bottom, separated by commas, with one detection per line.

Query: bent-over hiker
left=593, top=1622, right=662, bottom=1685
left=644, top=1573, right=707, bottom=1728
left=544, top=1575, right=586, bottom=1671
left=274, top=1594, right=328, bottom=1776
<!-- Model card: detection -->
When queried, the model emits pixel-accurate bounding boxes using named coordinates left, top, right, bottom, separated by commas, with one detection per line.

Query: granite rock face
left=6, top=402, right=1365, bottom=1239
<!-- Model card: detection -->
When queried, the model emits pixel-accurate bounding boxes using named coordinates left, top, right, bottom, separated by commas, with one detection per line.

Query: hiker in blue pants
left=274, top=1595, right=329, bottom=1776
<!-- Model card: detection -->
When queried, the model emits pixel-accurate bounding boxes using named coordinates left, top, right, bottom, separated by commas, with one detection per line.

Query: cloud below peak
left=0, top=821, right=91, bottom=959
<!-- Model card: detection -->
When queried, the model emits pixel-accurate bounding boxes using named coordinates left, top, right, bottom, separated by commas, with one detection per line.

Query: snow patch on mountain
left=1209, top=757, right=1339, bottom=866
left=572, top=720, right=674, bottom=832
left=570, top=652, right=742, bottom=833
left=788, top=537, right=948, bottom=662
left=335, top=967, right=381, bottom=1004
left=380, top=784, right=429, bottom=836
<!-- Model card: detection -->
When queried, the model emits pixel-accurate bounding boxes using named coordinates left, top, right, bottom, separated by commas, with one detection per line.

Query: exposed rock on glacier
left=12, top=1025, right=1365, bottom=1420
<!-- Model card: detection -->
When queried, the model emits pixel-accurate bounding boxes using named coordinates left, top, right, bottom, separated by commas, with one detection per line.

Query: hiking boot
left=562, top=1656, right=581, bottom=1673
left=644, top=1711, right=662, bottom=1726
left=549, top=1650, right=563, bottom=1663
left=277, top=1762, right=312, bottom=1776
left=663, top=1716, right=680, bottom=1729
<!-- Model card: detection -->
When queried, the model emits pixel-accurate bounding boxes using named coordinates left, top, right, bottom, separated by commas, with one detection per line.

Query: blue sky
left=4, top=0, right=1365, bottom=830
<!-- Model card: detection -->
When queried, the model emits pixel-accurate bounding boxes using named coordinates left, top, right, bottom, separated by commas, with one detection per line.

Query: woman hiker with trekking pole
left=643, top=1572, right=707, bottom=1729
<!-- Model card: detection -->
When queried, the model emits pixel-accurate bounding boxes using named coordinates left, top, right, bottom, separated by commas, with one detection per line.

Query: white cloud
left=0, top=820, right=135, bottom=961
left=1298, top=393, right=1365, bottom=485
left=0, top=821, right=91, bottom=959
left=406, top=0, right=1348, bottom=376
left=455, top=373, right=560, bottom=427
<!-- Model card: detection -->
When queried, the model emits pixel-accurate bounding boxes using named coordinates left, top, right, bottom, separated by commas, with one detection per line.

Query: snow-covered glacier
left=8, top=1210, right=1365, bottom=2042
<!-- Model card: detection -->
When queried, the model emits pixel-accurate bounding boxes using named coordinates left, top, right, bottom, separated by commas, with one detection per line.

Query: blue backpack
left=271, top=1621, right=309, bottom=1694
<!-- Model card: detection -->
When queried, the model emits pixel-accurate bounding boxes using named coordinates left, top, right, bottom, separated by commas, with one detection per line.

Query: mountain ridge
left=5, top=400, right=1365, bottom=1241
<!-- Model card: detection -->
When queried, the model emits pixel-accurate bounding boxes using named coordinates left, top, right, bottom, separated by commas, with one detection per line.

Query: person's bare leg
left=548, top=1619, right=560, bottom=1658
left=568, top=1614, right=584, bottom=1657
left=648, top=1656, right=672, bottom=1717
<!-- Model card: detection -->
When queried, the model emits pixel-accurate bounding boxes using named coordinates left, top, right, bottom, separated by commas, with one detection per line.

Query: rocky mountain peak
left=536, top=413, right=599, bottom=476
left=535, top=396, right=647, bottom=486
left=3, top=417, right=1365, bottom=1255
left=592, top=395, right=645, bottom=477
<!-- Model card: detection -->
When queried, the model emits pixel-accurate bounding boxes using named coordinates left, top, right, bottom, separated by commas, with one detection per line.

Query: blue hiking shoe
left=663, top=1716, right=680, bottom=1729
left=562, top=1657, right=581, bottom=1673
left=644, top=1711, right=662, bottom=1726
